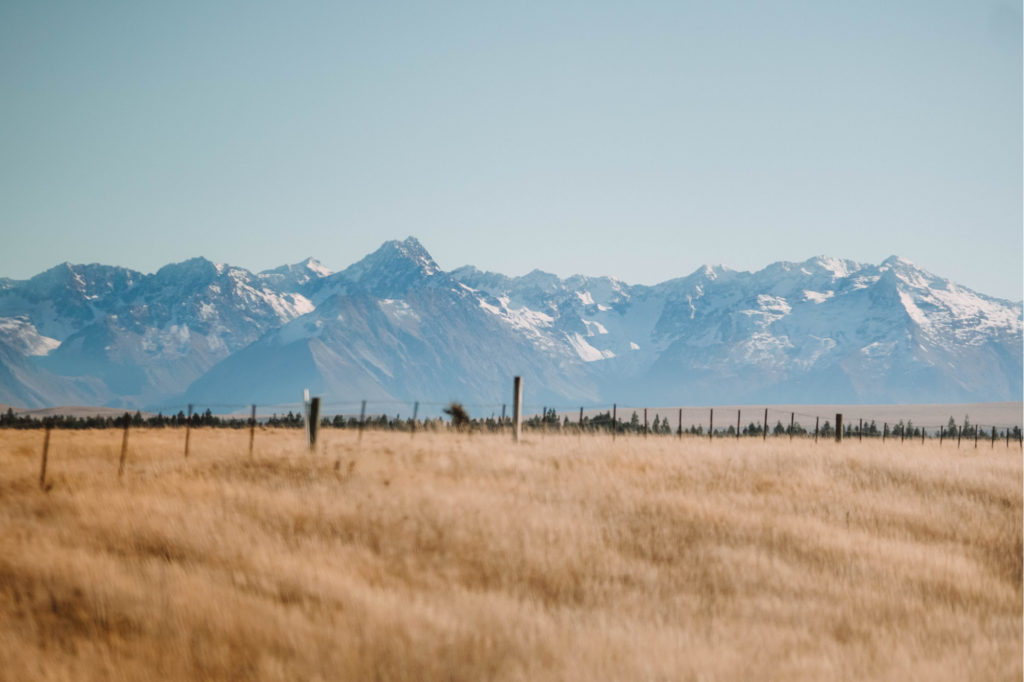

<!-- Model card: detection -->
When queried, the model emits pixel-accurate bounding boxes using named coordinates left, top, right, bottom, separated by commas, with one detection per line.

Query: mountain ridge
left=0, top=238, right=1020, bottom=409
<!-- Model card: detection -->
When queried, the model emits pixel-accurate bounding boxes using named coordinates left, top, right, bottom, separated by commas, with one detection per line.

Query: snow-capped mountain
left=0, top=257, right=326, bottom=406
left=0, top=238, right=1020, bottom=409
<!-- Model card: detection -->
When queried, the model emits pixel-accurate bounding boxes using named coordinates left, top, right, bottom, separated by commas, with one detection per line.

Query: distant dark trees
left=3, top=405, right=1020, bottom=442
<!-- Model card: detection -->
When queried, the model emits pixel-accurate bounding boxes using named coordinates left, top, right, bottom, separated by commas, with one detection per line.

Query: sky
left=1, top=1, right=1021, bottom=300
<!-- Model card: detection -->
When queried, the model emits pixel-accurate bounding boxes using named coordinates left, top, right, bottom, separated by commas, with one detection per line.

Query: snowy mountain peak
left=328, top=237, right=444, bottom=298
left=363, top=237, right=440, bottom=275
left=801, top=256, right=862, bottom=279
left=155, top=257, right=218, bottom=283
left=687, top=264, right=733, bottom=282
left=881, top=254, right=915, bottom=268
left=259, top=257, right=334, bottom=291
left=387, top=237, right=438, bottom=271
left=300, top=257, right=333, bottom=277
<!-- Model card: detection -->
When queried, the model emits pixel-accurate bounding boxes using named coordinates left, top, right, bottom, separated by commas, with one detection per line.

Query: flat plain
left=1, top=427, right=1020, bottom=681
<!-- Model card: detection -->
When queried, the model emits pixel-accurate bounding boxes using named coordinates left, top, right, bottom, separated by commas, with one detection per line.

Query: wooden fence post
left=736, top=410, right=741, bottom=439
left=184, top=403, right=193, bottom=459
left=579, top=407, right=584, bottom=434
left=309, top=398, right=320, bottom=450
left=39, top=424, right=52, bottom=490
left=612, top=404, right=617, bottom=441
left=790, top=413, right=795, bottom=440
left=359, top=400, right=367, bottom=442
left=709, top=408, right=714, bottom=441
left=815, top=416, right=819, bottom=443
left=882, top=422, right=887, bottom=442
left=644, top=408, right=648, bottom=438
left=957, top=425, right=962, bottom=448
left=411, top=401, right=419, bottom=438
left=512, top=376, right=522, bottom=444
left=835, top=413, right=843, bottom=443
left=118, top=413, right=130, bottom=479
left=678, top=408, right=683, bottom=439
left=939, top=426, right=944, bottom=445
left=763, top=408, right=768, bottom=441
left=991, top=426, right=996, bottom=448
left=249, top=404, right=256, bottom=459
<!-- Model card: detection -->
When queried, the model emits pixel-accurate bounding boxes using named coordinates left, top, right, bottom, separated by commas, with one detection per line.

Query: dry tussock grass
left=0, top=427, right=1020, bottom=681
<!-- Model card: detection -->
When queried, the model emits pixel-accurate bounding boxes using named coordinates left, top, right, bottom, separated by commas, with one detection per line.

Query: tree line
left=2, top=406, right=1020, bottom=440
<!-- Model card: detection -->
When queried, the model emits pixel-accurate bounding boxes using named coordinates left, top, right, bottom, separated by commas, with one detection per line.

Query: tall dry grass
left=0, top=427, right=1020, bottom=681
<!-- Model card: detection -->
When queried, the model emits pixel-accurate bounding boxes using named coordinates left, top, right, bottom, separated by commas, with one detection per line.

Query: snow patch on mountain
left=803, top=290, right=833, bottom=303
left=0, top=317, right=60, bottom=356
left=566, top=333, right=616, bottom=362
left=379, top=298, right=420, bottom=324
left=478, top=295, right=555, bottom=333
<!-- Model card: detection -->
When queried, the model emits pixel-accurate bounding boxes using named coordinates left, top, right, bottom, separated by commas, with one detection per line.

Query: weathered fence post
left=790, top=412, right=795, bottom=441
left=358, top=400, right=367, bottom=442
left=835, top=413, right=843, bottom=443
left=184, top=403, right=193, bottom=459
left=815, top=416, right=820, bottom=443
left=411, top=401, right=419, bottom=438
left=249, top=404, right=256, bottom=459
left=118, top=413, right=130, bottom=479
left=882, top=422, right=887, bottom=442
left=939, top=426, right=944, bottom=445
left=709, top=408, right=714, bottom=441
left=991, top=426, right=996, bottom=448
left=644, top=408, right=648, bottom=438
left=579, top=407, right=584, bottom=434
left=957, top=425, right=962, bottom=448
left=612, top=404, right=617, bottom=441
left=763, top=408, right=768, bottom=441
left=309, top=398, right=320, bottom=450
left=678, top=408, right=683, bottom=439
left=921, top=426, right=925, bottom=444
left=40, top=423, right=52, bottom=490
left=512, top=376, right=522, bottom=444
left=858, top=418, right=863, bottom=442
left=736, top=410, right=741, bottom=439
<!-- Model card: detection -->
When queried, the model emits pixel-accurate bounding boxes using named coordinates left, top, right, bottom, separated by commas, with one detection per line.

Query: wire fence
left=4, top=397, right=1022, bottom=444
left=10, top=392, right=1022, bottom=492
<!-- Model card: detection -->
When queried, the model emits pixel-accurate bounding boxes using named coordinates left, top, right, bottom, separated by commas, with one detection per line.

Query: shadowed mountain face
left=0, top=238, right=1020, bottom=409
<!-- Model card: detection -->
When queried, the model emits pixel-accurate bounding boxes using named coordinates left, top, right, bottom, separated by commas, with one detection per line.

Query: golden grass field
left=0, top=427, right=1020, bottom=681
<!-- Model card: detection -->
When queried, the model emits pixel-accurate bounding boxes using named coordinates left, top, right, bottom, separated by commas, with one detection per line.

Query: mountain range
left=1, top=238, right=1020, bottom=411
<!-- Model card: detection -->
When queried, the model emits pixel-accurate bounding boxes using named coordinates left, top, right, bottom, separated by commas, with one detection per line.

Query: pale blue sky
left=2, top=1, right=1021, bottom=299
